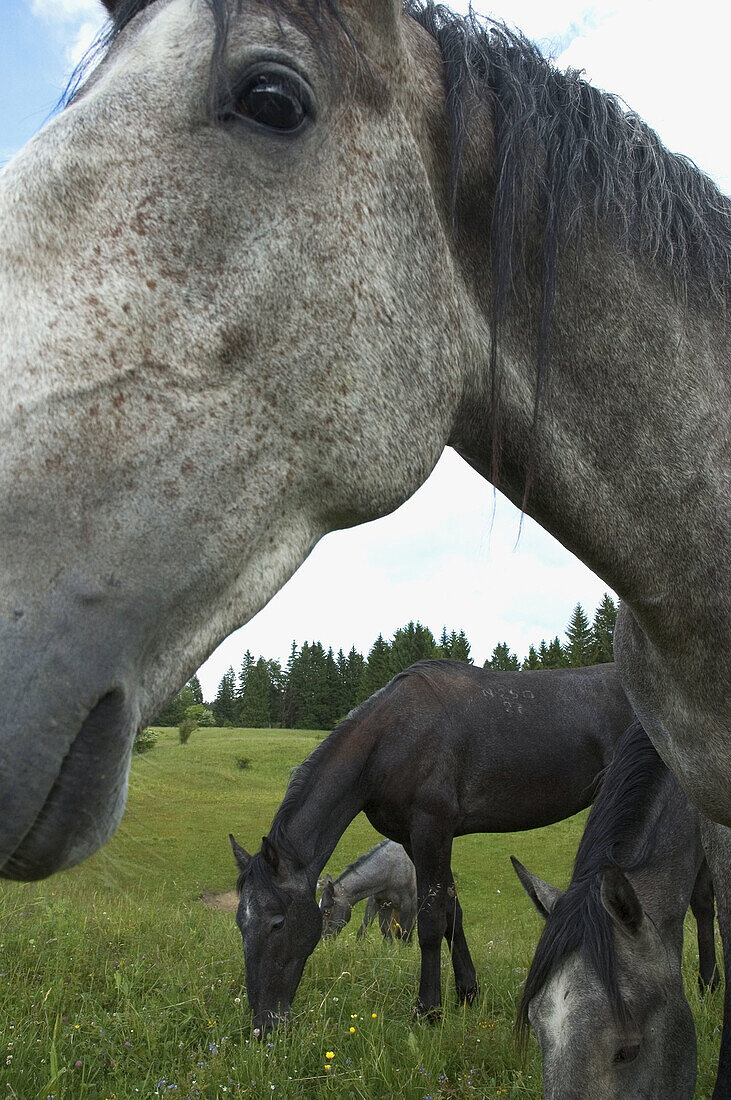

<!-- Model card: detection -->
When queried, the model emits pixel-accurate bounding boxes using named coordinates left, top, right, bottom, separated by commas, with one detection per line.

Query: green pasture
left=0, top=728, right=724, bottom=1098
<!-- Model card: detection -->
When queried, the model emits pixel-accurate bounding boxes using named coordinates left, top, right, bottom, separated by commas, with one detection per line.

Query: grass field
left=0, top=727, right=724, bottom=1099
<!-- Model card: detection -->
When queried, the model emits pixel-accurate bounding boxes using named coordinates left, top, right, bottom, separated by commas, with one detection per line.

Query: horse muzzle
left=0, top=627, right=138, bottom=880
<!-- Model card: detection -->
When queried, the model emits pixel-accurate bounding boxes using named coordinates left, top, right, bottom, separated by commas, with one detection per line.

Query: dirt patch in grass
left=200, top=889, right=238, bottom=912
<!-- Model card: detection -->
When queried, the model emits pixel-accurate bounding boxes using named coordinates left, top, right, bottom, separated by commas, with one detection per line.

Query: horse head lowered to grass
left=513, top=720, right=726, bottom=1099
left=1, top=0, right=728, bottom=878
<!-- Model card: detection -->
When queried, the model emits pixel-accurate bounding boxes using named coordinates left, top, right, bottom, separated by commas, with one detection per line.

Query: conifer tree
left=212, top=666, right=237, bottom=726
left=437, top=626, right=450, bottom=658
left=484, top=642, right=520, bottom=670
left=360, top=634, right=392, bottom=700
left=545, top=636, right=569, bottom=668
left=565, top=603, right=594, bottom=667
left=523, top=644, right=541, bottom=670
left=189, top=674, right=203, bottom=705
left=238, top=650, right=254, bottom=698
left=592, top=593, right=618, bottom=663
left=449, top=630, right=472, bottom=663
left=241, top=658, right=272, bottom=727
left=389, top=621, right=438, bottom=676
left=537, top=639, right=550, bottom=668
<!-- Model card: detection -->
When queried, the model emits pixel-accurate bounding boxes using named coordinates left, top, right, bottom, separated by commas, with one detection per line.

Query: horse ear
left=511, top=856, right=562, bottom=919
left=229, top=834, right=252, bottom=874
left=320, top=878, right=335, bottom=907
left=600, top=865, right=644, bottom=936
left=261, top=835, right=281, bottom=875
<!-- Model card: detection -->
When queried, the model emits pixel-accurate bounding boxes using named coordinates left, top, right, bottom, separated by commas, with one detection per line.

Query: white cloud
left=30, top=0, right=102, bottom=21
left=28, top=0, right=108, bottom=69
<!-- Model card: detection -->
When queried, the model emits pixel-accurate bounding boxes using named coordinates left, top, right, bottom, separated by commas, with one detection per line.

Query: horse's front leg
left=443, top=867, right=479, bottom=1005
left=690, top=857, right=719, bottom=991
left=410, top=817, right=453, bottom=1019
left=699, top=819, right=731, bottom=1100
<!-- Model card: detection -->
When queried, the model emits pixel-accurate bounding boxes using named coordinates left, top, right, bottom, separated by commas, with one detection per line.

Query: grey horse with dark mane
left=320, top=839, right=418, bottom=941
left=228, top=660, right=718, bottom=1034
left=1, top=0, right=728, bottom=881
left=513, top=720, right=729, bottom=1099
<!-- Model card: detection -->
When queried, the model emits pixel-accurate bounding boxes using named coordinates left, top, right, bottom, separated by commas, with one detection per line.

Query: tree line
left=154, top=594, right=617, bottom=732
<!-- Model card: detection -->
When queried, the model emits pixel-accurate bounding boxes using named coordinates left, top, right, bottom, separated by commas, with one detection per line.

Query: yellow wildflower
left=325, top=1051, right=334, bottom=1060
left=349, top=1027, right=355, bottom=1034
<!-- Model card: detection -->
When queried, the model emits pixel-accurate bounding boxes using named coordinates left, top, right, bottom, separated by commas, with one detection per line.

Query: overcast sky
left=3, top=0, right=728, bottom=698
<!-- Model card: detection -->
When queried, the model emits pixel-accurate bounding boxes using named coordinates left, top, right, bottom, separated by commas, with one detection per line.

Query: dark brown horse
left=229, top=660, right=718, bottom=1033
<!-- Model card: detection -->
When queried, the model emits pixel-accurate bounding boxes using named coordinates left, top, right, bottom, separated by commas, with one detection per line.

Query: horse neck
left=270, top=728, right=370, bottom=886
left=434, top=81, right=728, bottom=656
left=626, top=780, right=702, bottom=941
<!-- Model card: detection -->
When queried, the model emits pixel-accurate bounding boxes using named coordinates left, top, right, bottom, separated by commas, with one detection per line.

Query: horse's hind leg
left=357, top=897, right=378, bottom=939
left=443, top=867, right=478, bottom=1005
left=377, top=903, right=396, bottom=940
left=691, top=857, right=719, bottom=991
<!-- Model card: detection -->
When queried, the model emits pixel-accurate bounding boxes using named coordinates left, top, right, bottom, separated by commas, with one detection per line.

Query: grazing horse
left=228, top=660, right=717, bottom=1033
left=320, top=836, right=717, bottom=990
left=320, top=839, right=418, bottom=941
left=1, top=0, right=729, bottom=881
left=513, top=720, right=727, bottom=1100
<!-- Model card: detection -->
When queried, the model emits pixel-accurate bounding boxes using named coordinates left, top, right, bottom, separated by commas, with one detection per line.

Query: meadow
left=0, top=727, right=724, bottom=1099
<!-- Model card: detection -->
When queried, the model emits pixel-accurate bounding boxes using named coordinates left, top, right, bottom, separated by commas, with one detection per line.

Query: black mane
left=516, top=719, right=670, bottom=1034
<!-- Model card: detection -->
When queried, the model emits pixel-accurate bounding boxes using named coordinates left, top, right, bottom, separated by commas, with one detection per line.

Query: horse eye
left=613, top=1043, right=640, bottom=1064
left=236, top=74, right=308, bottom=132
left=270, top=915, right=285, bottom=933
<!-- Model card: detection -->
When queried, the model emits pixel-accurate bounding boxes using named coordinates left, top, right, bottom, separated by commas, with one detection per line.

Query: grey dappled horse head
left=319, top=839, right=418, bottom=940
left=1, top=0, right=729, bottom=880
left=230, top=834, right=322, bottom=1035
left=513, top=722, right=705, bottom=1099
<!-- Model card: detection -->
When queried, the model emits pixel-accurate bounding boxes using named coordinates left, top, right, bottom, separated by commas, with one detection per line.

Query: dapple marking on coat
left=1, top=0, right=728, bottom=880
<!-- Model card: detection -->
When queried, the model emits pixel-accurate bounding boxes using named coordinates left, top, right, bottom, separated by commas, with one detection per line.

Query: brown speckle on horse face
left=0, top=0, right=729, bottom=882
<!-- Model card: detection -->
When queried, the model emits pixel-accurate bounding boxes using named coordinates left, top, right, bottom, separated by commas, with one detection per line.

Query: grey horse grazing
left=1, top=0, right=729, bottom=882
left=513, top=720, right=725, bottom=1099
left=320, top=840, right=417, bottom=941
left=228, top=660, right=718, bottom=1034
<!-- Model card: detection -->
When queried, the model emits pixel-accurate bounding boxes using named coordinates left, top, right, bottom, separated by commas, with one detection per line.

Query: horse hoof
left=459, top=983, right=479, bottom=1005
left=414, top=1002, right=441, bottom=1023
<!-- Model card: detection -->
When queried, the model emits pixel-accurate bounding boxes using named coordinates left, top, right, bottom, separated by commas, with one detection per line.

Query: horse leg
left=699, top=819, right=731, bottom=1100
left=443, top=867, right=479, bottom=1005
left=378, top=903, right=395, bottom=940
left=690, top=857, right=720, bottom=991
left=410, top=821, right=453, bottom=1019
left=357, top=896, right=378, bottom=939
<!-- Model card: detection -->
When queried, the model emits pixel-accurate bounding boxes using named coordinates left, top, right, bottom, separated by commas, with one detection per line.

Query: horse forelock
left=517, top=720, right=671, bottom=1036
